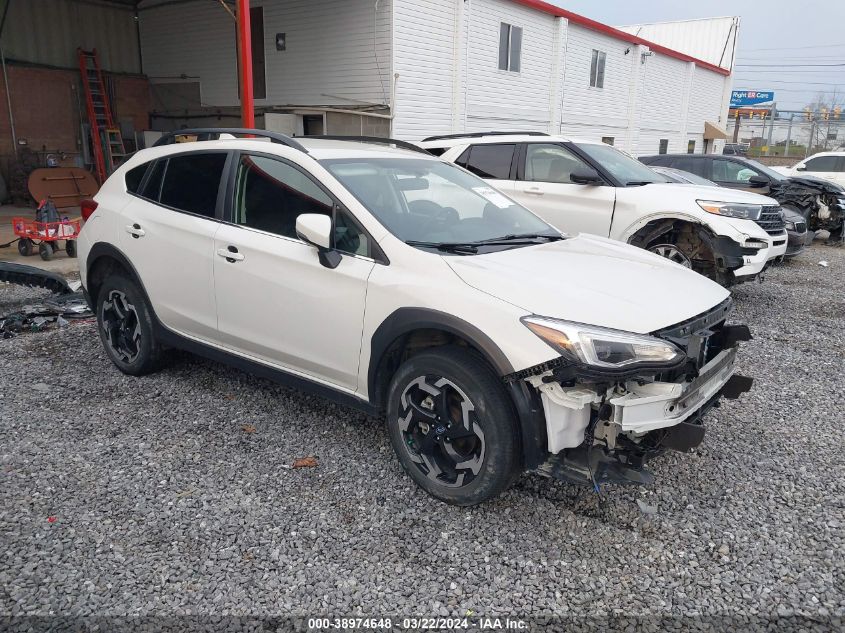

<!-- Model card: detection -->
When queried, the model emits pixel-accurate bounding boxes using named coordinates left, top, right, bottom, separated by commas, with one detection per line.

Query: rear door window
left=159, top=153, right=227, bottom=218
left=459, top=144, right=516, bottom=180
left=141, top=159, right=167, bottom=201
left=667, top=156, right=708, bottom=177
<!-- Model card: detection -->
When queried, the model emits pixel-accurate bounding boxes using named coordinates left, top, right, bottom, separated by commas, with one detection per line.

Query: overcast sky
left=553, top=0, right=845, bottom=110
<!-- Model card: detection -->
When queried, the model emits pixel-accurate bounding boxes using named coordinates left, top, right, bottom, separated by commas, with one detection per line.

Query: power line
left=740, top=43, right=845, bottom=52
left=735, top=63, right=845, bottom=68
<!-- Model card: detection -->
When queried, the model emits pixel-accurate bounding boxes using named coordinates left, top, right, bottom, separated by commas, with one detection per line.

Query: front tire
left=18, top=238, right=33, bottom=256
left=386, top=346, right=520, bottom=505
left=38, top=242, right=53, bottom=261
left=95, top=274, right=164, bottom=376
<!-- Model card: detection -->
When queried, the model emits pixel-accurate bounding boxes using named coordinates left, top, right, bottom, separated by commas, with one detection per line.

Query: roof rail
left=421, top=131, right=550, bottom=142
left=302, top=135, right=430, bottom=155
left=152, top=128, right=308, bottom=153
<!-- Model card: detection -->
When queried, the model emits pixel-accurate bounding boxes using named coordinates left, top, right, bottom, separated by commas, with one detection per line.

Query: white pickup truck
left=421, top=133, right=787, bottom=285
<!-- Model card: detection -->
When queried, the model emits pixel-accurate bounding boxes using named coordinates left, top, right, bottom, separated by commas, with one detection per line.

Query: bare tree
left=804, top=89, right=845, bottom=151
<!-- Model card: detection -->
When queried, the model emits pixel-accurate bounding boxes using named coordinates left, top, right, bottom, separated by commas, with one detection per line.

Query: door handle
left=125, top=223, right=145, bottom=238
left=523, top=186, right=544, bottom=195
left=217, top=245, right=244, bottom=263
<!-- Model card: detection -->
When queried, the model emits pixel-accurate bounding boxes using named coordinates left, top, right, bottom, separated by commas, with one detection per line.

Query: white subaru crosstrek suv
left=421, top=133, right=788, bottom=285
left=76, top=129, right=753, bottom=506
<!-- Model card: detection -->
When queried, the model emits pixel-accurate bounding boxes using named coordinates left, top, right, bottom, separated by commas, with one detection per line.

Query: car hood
left=781, top=175, right=844, bottom=193
left=446, top=234, right=730, bottom=334
left=644, top=182, right=780, bottom=205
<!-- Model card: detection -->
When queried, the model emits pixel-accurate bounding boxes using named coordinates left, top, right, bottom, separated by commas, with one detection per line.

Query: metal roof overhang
left=704, top=121, right=729, bottom=140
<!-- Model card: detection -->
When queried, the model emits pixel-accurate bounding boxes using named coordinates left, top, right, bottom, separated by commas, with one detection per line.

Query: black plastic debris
left=0, top=291, right=92, bottom=339
left=0, top=261, right=73, bottom=294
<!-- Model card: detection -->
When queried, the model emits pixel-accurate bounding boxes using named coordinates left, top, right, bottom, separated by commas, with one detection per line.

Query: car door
left=212, top=151, right=375, bottom=390
left=794, top=155, right=845, bottom=187
left=510, top=142, right=616, bottom=237
left=119, top=151, right=229, bottom=341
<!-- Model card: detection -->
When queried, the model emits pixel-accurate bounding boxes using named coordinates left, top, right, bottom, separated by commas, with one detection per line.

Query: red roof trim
left=509, top=0, right=732, bottom=77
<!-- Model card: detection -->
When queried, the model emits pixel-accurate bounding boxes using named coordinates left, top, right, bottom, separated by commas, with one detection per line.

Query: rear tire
left=95, top=274, right=164, bottom=376
left=65, top=240, right=77, bottom=258
left=38, top=242, right=53, bottom=261
left=385, top=346, right=520, bottom=506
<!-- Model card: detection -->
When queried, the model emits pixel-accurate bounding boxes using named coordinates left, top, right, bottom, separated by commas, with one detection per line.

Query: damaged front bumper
left=521, top=306, right=753, bottom=486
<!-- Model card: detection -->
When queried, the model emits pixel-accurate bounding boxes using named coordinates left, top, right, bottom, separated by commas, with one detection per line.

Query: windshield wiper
left=491, top=233, right=564, bottom=242
left=405, top=240, right=478, bottom=254
left=625, top=180, right=658, bottom=186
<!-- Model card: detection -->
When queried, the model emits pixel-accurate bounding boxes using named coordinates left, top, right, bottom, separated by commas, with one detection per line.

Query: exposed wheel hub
left=649, top=243, right=692, bottom=268
left=398, top=376, right=485, bottom=488
left=101, top=290, right=141, bottom=363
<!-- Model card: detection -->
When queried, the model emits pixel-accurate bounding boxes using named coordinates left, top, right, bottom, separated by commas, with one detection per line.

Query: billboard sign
left=730, top=90, right=775, bottom=107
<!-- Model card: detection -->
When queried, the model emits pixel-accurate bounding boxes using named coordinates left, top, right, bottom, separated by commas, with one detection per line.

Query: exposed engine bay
left=769, top=176, right=845, bottom=239
left=522, top=299, right=754, bottom=487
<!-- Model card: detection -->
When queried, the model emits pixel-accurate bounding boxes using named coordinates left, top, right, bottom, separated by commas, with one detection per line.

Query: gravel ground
left=1, top=244, right=843, bottom=631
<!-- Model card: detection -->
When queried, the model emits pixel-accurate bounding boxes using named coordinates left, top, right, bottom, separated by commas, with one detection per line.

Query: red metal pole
left=237, top=0, right=255, bottom=128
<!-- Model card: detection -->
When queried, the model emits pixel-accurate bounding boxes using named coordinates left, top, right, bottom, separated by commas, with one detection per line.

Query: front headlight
left=784, top=220, right=797, bottom=231
left=697, top=200, right=763, bottom=220
left=521, top=316, right=685, bottom=370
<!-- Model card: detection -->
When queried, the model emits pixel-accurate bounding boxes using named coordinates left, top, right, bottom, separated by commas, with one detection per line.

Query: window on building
left=601, top=137, right=614, bottom=146
left=524, top=143, right=592, bottom=184
left=590, top=50, right=606, bottom=88
left=658, top=139, right=669, bottom=154
left=687, top=140, right=696, bottom=154
left=458, top=144, right=516, bottom=180
left=498, top=23, right=522, bottom=72
left=159, top=153, right=227, bottom=218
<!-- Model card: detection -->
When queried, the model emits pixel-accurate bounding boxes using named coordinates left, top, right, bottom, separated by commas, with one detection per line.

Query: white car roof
left=418, top=134, right=600, bottom=148
left=127, top=136, right=434, bottom=164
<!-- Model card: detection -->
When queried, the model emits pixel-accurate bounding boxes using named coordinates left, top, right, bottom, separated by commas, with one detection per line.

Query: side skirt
left=154, top=324, right=380, bottom=418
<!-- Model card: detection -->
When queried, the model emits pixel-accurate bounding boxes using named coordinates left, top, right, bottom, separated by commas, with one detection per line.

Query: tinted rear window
left=460, top=144, right=515, bottom=180
left=141, top=159, right=167, bottom=201
left=159, top=153, right=227, bottom=218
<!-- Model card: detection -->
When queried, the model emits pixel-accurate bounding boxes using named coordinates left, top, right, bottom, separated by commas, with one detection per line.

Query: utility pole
left=732, top=110, right=740, bottom=142
left=765, top=102, right=776, bottom=156
left=784, top=113, right=794, bottom=158
left=806, top=118, right=815, bottom=158
left=236, top=0, right=255, bottom=128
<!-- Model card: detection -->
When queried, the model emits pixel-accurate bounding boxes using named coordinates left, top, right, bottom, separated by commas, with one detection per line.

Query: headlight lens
left=521, top=317, right=685, bottom=370
left=784, top=220, right=796, bottom=231
left=697, top=200, right=763, bottom=220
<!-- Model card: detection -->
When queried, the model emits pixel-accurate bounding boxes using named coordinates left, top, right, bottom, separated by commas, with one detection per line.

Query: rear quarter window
left=125, top=163, right=148, bottom=194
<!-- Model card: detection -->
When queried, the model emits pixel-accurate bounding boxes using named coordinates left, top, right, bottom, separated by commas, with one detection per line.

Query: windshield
left=574, top=142, right=666, bottom=186
left=743, top=158, right=787, bottom=182
left=322, top=158, right=557, bottom=248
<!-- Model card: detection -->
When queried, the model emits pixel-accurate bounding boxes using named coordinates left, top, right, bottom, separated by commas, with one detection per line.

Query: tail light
left=80, top=199, right=98, bottom=221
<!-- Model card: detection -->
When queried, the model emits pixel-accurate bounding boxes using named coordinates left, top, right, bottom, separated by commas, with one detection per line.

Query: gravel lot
left=1, top=244, right=843, bottom=630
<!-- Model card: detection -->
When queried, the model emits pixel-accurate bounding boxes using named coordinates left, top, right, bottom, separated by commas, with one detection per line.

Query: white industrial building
left=131, top=0, right=740, bottom=155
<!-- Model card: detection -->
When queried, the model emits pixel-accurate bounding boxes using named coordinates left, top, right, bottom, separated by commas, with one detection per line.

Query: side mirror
left=296, top=213, right=341, bottom=269
left=747, top=175, right=769, bottom=188
left=796, top=165, right=806, bottom=171
left=570, top=167, right=603, bottom=185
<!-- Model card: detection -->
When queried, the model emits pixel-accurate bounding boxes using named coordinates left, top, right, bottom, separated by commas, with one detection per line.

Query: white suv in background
left=77, top=129, right=752, bottom=506
left=771, top=151, right=845, bottom=187
left=422, top=132, right=788, bottom=285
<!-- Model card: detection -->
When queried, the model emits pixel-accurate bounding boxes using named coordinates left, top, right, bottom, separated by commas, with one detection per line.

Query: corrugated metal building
left=0, top=0, right=738, bottom=183
left=133, top=0, right=737, bottom=154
